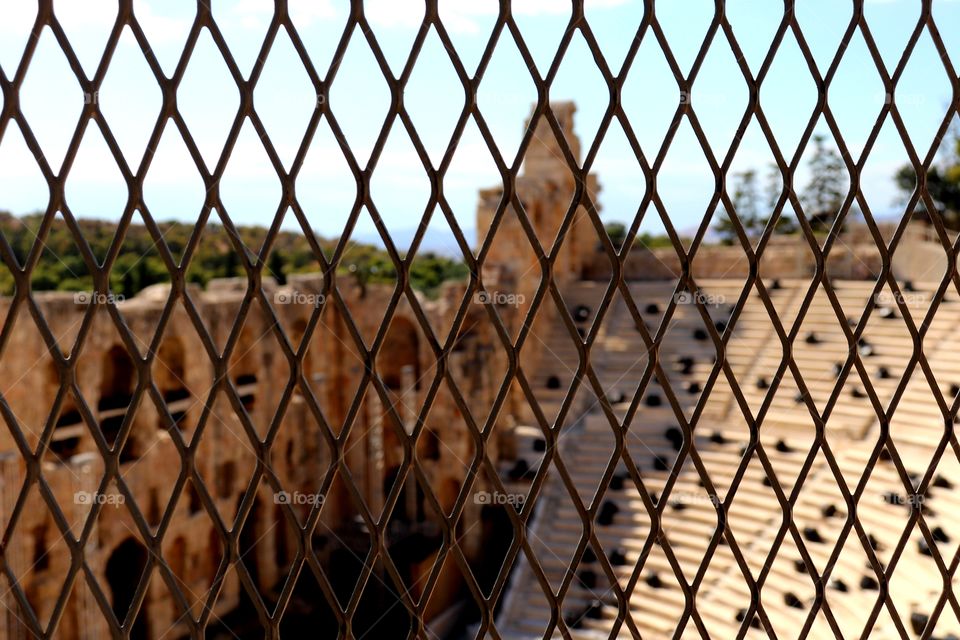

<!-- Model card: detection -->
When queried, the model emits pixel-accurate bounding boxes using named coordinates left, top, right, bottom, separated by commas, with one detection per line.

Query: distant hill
left=0, top=212, right=468, bottom=298
left=349, top=225, right=477, bottom=258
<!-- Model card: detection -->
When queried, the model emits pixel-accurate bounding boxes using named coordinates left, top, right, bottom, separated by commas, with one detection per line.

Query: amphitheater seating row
left=497, top=279, right=960, bottom=639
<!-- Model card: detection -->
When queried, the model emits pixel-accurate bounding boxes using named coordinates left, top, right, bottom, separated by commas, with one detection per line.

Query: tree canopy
left=895, top=128, right=960, bottom=229
left=714, top=166, right=796, bottom=245
left=601, top=221, right=674, bottom=250
left=0, top=213, right=469, bottom=298
left=713, top=134, right=852, bottom=243
left=802, top=133, right=848, bottom=233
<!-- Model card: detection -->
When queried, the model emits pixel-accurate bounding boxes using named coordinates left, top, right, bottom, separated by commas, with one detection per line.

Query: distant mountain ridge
left=350, top=225, right=477, bottom=258
left=0, top=212, right=470, bottom=297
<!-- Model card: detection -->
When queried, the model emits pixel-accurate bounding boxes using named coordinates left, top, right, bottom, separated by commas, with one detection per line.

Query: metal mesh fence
left=0, top=0, right=959, bottom=638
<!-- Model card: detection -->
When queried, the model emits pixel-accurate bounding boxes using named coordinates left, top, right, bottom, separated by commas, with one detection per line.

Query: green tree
left=121, top=270, right=135, bottom=299
left=223, top=248, right=239, bottom=279
left=762, top=163, right=796, bottom=234
left=409, top=252, right=469, bottom=295
left=0, top=213, right=468, bottom=297
left=604, top=221, right=628, bottom=250
left=802, top=134, right=847, bottom=233
left=733, top=169, right=761, bottom=234
left=895, top=129, right=960, bottom=229
left=268, top=251, right=287, bottom=285
left=135, top=258, right=151, bottom=292
left=715, top=170, right=764, bottom=244
left=634, top=232, right=674, bottom=249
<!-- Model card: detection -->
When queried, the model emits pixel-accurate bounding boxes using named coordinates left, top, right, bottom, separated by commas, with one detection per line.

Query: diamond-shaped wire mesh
left=1, top=0, right=960, bottom=638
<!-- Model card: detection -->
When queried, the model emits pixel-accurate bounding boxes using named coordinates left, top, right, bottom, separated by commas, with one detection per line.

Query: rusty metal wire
left=0, top=0, right=959, bottom=638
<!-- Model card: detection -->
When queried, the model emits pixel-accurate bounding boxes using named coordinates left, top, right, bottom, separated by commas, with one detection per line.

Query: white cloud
left=0, top=2, right=37, bottom=34
left=133, top=1, right=194, bottom=44
left=49, top=0, right=115, bottom=28
left=285, top=0, right=633, bottom=35
left=218, top=0, right=338, bottom=30
left=421, top=0, right=632, bottom=34
left=286, top=0, right=340, bottom=27
left=227, top=0, right=278, bottom=29
left=0, top=0, right=634, bottom=47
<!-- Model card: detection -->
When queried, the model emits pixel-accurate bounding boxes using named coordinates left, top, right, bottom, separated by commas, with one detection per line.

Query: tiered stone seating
left=497, top=279, right=960, bottom=639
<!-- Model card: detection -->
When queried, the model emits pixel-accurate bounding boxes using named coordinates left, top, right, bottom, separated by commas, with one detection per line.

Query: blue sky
left=0, top=0, right=957, bottom=254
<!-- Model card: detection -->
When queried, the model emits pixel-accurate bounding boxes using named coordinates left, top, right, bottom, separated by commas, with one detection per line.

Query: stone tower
left=476, top=102, right=600, bottom=296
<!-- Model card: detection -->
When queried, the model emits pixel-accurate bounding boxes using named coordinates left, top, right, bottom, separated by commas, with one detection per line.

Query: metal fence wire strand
left=0, top=0, right=959, bottom=639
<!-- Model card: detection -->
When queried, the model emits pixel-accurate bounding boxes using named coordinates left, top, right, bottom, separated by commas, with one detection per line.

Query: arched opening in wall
left=529, top=201, right=544, bottom=243
left=230, top=328, right=259, bottom=412
left=285, top=439, right=296, bottom=471
left=439, top=478, right=461, bottom=516
left=383, top=466, right=406, bottom=521
left=238, top=496, right=263, bottom=599
left=206, top=527, right=223, bottom=583
left=380, top=410, right=402, bottom=472
left=47, top=360, right=83, bottom=461
left=105, top=538, right=149, bottom=640
left=168, top=537, right=187, bottom=583
left=99, top=345, right=137, bottom=458
left=51, top=401, right=82, bottom=461
left=471, top=505, right=514, bottom=596
left=378, top=317, right=420, bottom=392
left=452, top=330, right=473, bottom=358
left=419, top=428, right=441, bottom=462
left=156, top=337, right=188, bottom=401
left=147, top=487, right=161, bottom=527
left=383, top=465, right=426, bottom=526
left=31, top=524, right=49, bottom=571
left=274, top=504, right=291, bottom=570
left=156, top=337, right=190, bottom=431
left=187, top=480, right=203, bottom=515
left=217, top=461, right=236, bottom=500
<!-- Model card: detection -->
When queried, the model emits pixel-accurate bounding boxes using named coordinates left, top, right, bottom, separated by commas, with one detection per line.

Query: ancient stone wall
left=0, top=274, right=506, bottom=637
left=604, top=241, right=827, bottom=281
left=582, top=223, right=945, bottom=284
left=476, top=102, right=598, bottom=295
